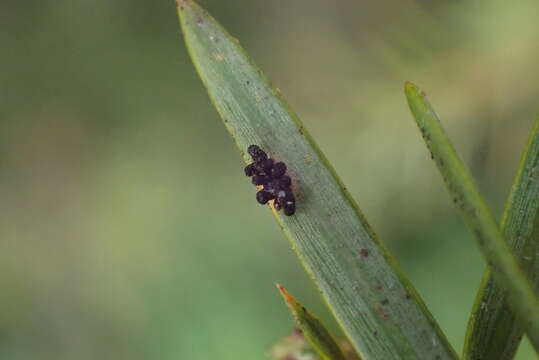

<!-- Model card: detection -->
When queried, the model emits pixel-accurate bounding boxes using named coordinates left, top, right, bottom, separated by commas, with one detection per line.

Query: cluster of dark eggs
left=244, top=145, right=296, bottom=216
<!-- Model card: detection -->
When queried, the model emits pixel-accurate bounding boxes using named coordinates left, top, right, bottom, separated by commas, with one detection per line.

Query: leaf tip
left=404, top=81, right=419, bottom=94
left=276, top=284, right=306, bottom=318
left=276, top=283, right=295, bottom=305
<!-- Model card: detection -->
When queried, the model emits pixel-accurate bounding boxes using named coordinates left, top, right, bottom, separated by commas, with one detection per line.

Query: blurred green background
left=1, top=0, right=538, bottom=359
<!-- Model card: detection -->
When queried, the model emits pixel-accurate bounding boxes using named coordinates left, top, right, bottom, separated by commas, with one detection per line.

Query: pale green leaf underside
left=177, top=2, right=457, bottom=359
left=464, top=116, right=539, bottom=360
left=405, top=82, right=539, bottom=355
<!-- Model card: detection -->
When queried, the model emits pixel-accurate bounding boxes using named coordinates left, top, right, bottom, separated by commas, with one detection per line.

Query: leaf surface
left=405, top=82, right=539, bottom=355
left=177, top=3, right=458, bottom=359
left=463, top=116, right=539, bottom=359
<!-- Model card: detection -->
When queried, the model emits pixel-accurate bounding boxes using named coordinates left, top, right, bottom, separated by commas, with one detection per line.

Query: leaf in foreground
left=268, top=329, right=360, bottom=360
left=276, top=283, right=350, bottom=360
left=268, top=330, right=321, bottom=360
left=176, top=1, right=458, bottom=359
left=463, top=116, right=539, bottom=360
left=404, top=82, right=539, bottom=354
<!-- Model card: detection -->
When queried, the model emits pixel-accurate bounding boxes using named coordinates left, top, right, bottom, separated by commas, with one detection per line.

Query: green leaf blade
left=463, top=116, right=539, bottom=360
left=177, top=3, right=458, bottom=359
left=277, top=284, right=351, bottom=360
left=404, top=82, right=539, bottom=355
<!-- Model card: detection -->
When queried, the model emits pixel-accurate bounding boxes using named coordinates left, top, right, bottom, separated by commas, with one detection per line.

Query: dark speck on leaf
left=358, top=249, right=369, bottom=258
left=381, top=298, right=389, bottom=305
left=378, top=307, right=389, bottom=319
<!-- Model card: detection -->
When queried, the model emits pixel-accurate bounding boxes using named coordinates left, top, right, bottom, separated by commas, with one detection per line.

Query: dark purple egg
left=252, top=175, right=269, bottom=186
left=283, top=201, right=296, bottom=216
left=271, top=162, right=287, bottom=178
left=244, top=163, right=256, bottom=177
left=256, top=190, right=274, bottom=204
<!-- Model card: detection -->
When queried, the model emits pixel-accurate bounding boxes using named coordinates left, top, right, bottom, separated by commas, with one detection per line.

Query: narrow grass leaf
left=268, top=329, right=361, bottom=360
left=404, top=82, right=539, bottom=354
left=176, top=2, right=458, bottom=359
left=277, top=284, right=351, bottom=360
left=463, top=115, right=539, bottom=360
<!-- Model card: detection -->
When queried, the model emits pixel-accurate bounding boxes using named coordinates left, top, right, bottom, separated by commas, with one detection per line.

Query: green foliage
left=176, top=1, right=539, bottom=359
left=177, top=1, right=457, bottom=359
left=463, top=116, right=539, bottom=360
left=268, top=329, right=361, bottom=360
left=277, top=284, right=350, bottom=360
left=405, top=83, right=539, bottom=355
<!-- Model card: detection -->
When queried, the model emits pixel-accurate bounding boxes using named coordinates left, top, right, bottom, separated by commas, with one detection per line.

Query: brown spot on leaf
left=378, top=307, right=389, bottom=319
left=176, top=0, right=188, bottom=9
left=358, top=248, right=369, bottom=258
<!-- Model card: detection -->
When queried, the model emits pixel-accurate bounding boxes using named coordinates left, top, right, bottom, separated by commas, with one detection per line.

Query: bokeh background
left=1, top=0, right=538, bottom=359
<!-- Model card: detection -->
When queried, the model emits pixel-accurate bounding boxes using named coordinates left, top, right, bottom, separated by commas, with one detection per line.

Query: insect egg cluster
left=244, top=145, right=296, bottom=216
